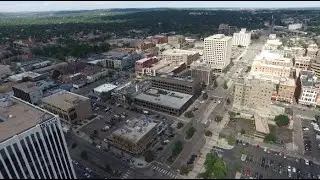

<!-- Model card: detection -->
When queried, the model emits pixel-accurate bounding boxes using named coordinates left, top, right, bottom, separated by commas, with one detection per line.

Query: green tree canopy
left=275, top=115, right=290, bottom=127
left=144, top=150, right=155, bottom=163
left=184, top=111, right=194, bottom=118
left=186, top=126, right=196, bottom=140
left=172, top=140, right=183, bottom=156
left=202, top=92, right=209, bottom=100
left=264, top=133, right=277, bottom=143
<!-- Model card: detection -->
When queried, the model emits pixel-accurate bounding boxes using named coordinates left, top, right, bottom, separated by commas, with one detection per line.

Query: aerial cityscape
left=1, top=1, right=320, bottom=179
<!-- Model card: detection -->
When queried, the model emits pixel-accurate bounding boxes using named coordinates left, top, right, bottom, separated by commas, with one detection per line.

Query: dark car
left=259, top=174, right=263, bottom=179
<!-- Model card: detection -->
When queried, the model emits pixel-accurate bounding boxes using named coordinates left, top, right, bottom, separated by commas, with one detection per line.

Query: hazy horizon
left=1, top=1, right=320, bottom=13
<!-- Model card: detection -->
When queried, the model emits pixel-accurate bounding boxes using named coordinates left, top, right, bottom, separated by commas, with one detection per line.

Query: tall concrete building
left=233, top=76, right=274, bottom=111
left=298, top=70, right=320, bottom=106
left=310, top=58, right=320, bottom=78
left=190, top=61, right=214, bottom=86
left=0, top=96, right=76, bottom=179
left=203, top=34, right=232, bottom=73
left=232, top=28, right=251, bottom=47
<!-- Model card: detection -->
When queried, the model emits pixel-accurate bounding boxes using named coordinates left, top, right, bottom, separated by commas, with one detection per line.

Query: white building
left=93, top=83, right=118, bottom=95
left=288, top=23, right=303, bottom=30
left=232, top=28, right=251, bottom=47
left=299, top=70, right=320, bottom=106
left=0, top=96, right=76, bottom=179
left=203, top=34, right=232, bottom=73
left=269, top=34, right=277, bottom=40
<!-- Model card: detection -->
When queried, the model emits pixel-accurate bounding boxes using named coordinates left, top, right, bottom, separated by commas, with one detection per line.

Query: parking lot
left=210, top=140, right=320, bottom=179
left=301, top=118, right=320, bottom=158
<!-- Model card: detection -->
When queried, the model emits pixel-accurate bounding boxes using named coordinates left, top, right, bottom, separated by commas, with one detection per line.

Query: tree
left=205, top=130, right=213, bottom=137
left=186, top=126, right=196, bottom=140
left=215, top=115, right=223, bottom=122
left=213, top=81, right=218, bottom=88
left=264, top=133, right=277, bottom=143
left=226, top=98, right=230, bottom=105
left=223, top=81, right=228, bottom=89
left=202, top=92, right=208, bottom=100
left=80, top=151, right=88, bottom=160
left=104, top=164, right=113, bottom=173
left=180, top=165, right=192, bottom=175
left=177, top=122, right=184, bottom=129
left=184, top=111, right=194, bottom=118
left=274, top=115, right=290, bottom=127
left=172, top=140, right=183, bottom=156
left=71, top=143, right=77, bottom=149
left=201, top=153, right=227, bottom=179
left=101, top=91, right=111, bottom=102
left=240, top=129, right=246, bottom=134
left=144, top=150, right=155, bottom=163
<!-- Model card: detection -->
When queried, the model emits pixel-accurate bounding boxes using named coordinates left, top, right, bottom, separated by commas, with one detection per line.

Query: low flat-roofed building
left=135, top=56, right=158, bottom=75
left=134, top=88, right=193, bottom=116
left=159, top=49, right=199, bottom=67
left=141, top=60, right=186, bottom=77
left=42, top=90, right=92, bottom=124
left=12, top=81, right=43, bottom=105
left=151, top=75, right=201, bottom=95
left=93, top=83, right=118, bottom=95
left=263, top=39, right=282, bottom=51
left=168, top=35, right=185, bottom=49
left=295, top=56, right=311, bottom=70
left=8, top=71, right=44, bottom=82
left=0, top=96, right=77, bottom=179
left=107, top=117, right=158, bottom=154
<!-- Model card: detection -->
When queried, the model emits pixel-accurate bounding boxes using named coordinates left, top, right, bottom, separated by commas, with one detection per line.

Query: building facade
left=134, top=57, right=158, bottom=76
left=307, top=44, right=318, bottom=58
left=233, top=77, right=274, bottom=111
left=299, top=70, right=320, bottom=106
left=0, top=96, right=76, bottom=179
left=276, top=78, right=296, bottom=103
left=12, top=82, right=43, bottom=105
left=167, top=35, right=185, bottom=49
left=310, top=59, right=320, bottom=78
left=232, top=28, right=251, bottom=47
left=295, top=56, right=311, bottom=70
left=190, top=62, right=214, bottom=86
left=203, top=34, right=232, bottom=73
left=42, top=91, right=92, bottom=124
left=159, top=49, right=199, bottom=67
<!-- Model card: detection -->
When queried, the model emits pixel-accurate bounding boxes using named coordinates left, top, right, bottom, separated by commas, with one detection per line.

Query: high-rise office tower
left=203, top=34, right=232, bottom=73
left=0, top=96, right=76, bottom=179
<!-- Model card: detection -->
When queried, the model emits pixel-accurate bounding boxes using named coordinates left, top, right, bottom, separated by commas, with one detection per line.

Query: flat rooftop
left=205, top=34, right=232, bottom=41
left=9, top=71, right=42, bottom=80
left=135, top=88, right=193, bottom=109
left=13, top=81, right=40, bottom=93
left=254, top=115, right=270, bottom=135
left=94, top=83, right=118, bottom=93
left=136, top=56, right=157, bottom=63
left=0, top=96, right=54, bottom=142
left=42, top=90, right=89, bottom=110
left=109, top=117, right=158, bottom=143
left=161, top=49, right=198, bottom=56
left=254, top=51, right=289, bottom=62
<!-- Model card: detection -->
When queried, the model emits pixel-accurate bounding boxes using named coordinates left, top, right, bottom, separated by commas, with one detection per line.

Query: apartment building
left=307, top=44, right=318, bottom=58
left=277, top=78, right=296, bottom=103
left=294, top=56, right=311, bottom=70
left=251, top=51, right=292, bottom=78
left=151, top=75, right=201, bottom=95
left=107, top=118, right=158, bottom=154
left=159, top=49, right=200, bottom=67
left=0, top=96, right=76, bottom=179
left=232, top=28, right=251, bottom=47
left=190, top=61, right=214, bottom=86
left=233, top=76, right=274, bottom=111
left=12, top=82, right=43, bottom=105
left=167, top=35, right=185, bottom=49
left=203, top=34, right=232, bottom=73
left=298, top=70, right=320, bottom=106
left=310, top=58, right=320, bottom=78
left=42, top=91, right=92, bottom=124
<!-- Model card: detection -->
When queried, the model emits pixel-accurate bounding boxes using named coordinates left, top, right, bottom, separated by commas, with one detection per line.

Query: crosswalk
left=121, top=166, right=134, bottom=179
left=151, top=165, right=178, bottom=179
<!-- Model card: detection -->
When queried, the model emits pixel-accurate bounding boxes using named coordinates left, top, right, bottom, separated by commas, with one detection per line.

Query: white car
left=303, top=127, right=310, bottom=131
left=305, top=160, right=309, bottom=166
left=96, top=145, right=101, bottom=149
left=287, top=165, right=291, bottom=172
left=292, top=167, right=296, bottom=173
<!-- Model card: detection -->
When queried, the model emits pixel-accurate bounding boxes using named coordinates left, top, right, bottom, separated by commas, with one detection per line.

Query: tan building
left=107, top=118, right=158, bottom=154
left=190, top=61, right=214, bottom=85
left=251, top=51, right=292, bottom=78
left=168, top=35, right=185, bottom=49
left=233, top=76, right=274, bottom=111
left=42, top=90, right=92, bottom=124
left=310, top=58, right=320, bottom=78
left=295, top=56, right=311, bottom=70
left=307, top=44, right=318, bottom=58
left=159, top=49, right=199, bottom=67
left=277, top=78, right=296, bottom=103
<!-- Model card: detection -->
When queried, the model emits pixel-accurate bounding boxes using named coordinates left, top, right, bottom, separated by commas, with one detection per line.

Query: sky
left=1, top=1, right=320, bottom=12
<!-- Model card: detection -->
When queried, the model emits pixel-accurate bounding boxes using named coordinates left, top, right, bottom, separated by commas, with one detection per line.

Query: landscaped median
left=167, top=140, right=184, bottom=164
left=185, top=126, right=196, bottom=140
